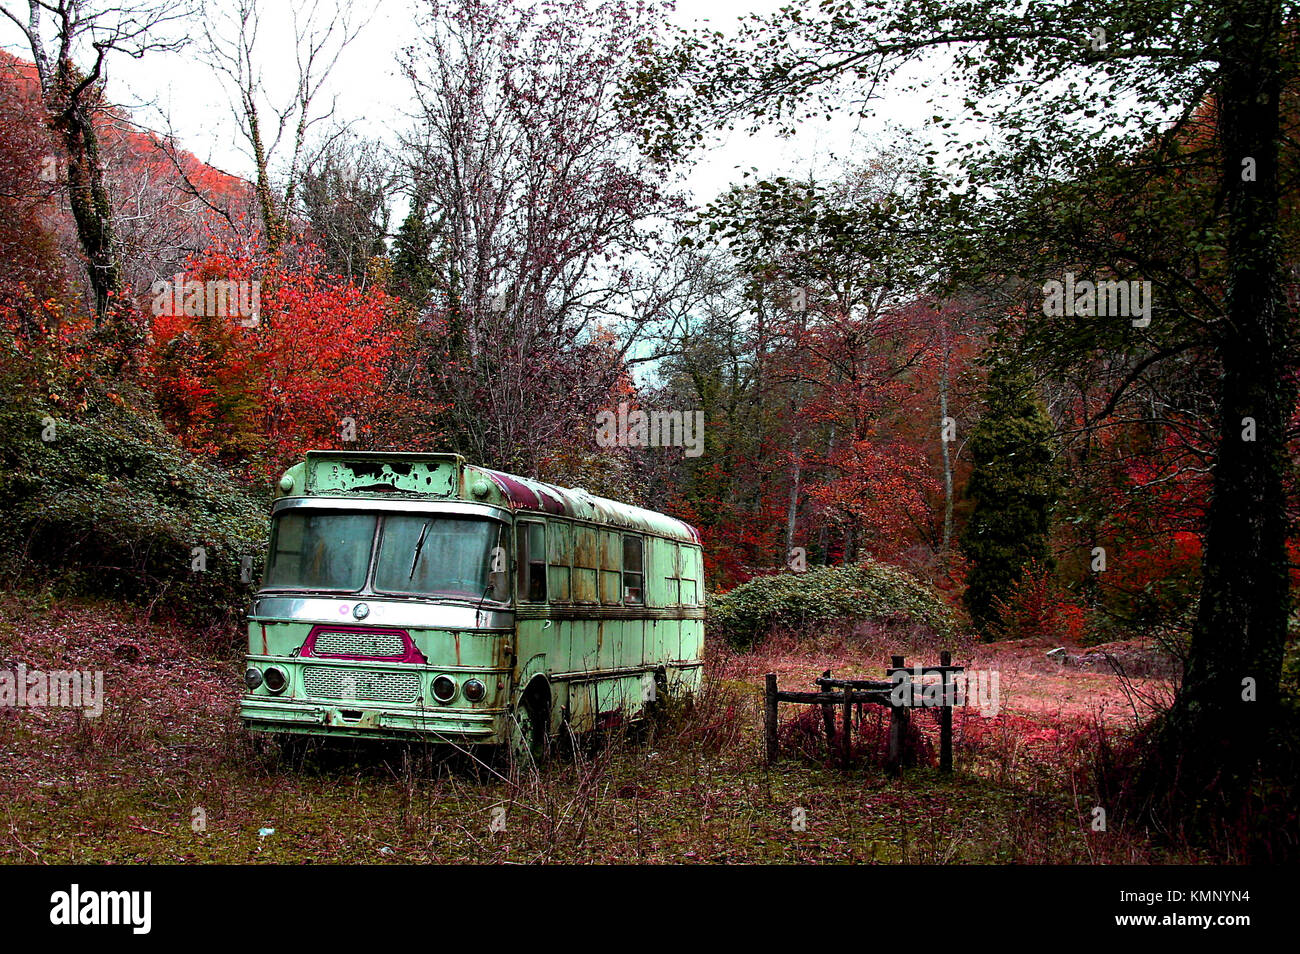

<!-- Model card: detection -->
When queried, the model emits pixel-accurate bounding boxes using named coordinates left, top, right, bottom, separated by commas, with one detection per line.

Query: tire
left=510, top=684, right=550, bottom=766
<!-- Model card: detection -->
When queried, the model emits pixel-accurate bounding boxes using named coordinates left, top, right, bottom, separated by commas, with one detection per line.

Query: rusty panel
left=573, top=567, right=597, bottom=603
left=626, top=619, right=646, bottom=670
left=305, top=452, right=461, bottom=496
left=680, top=619, right=703, bottom=663
left=549, top=522, right=571, bottom=563
left=600, top=570, right=621, bottom=604
left=567, top=677, right=641, bottom=734
left=567, top=682, right=596, bottom=733
left=595, top=620, right=616, bottom=669
left=570, top=619, right=598, bottom=672
left=549, top=565, right=571, bottom=601
left=599, top=531, right=621, bottom=570
left=574, top=527, right=597, bottom=565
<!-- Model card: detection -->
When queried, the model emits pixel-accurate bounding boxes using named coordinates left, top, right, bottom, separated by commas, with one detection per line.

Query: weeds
left=0, top=590, right=1222, bottom=863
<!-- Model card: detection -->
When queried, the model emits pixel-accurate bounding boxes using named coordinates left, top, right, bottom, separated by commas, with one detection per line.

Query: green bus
left=240, top=451, right=705, bottom=757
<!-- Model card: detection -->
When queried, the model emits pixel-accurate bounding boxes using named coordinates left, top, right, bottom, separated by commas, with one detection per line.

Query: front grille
left=313, top=630, right=406, bottom=658
left=302, top=666, right=421, bottom=704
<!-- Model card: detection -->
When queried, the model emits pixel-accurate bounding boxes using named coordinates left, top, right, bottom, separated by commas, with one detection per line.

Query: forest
left=0, top=0, right=1296, bottom=879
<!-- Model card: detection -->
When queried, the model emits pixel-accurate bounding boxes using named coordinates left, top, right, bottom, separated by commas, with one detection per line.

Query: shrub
left=707, top=561, right=961, bottom=650
left=989, top=560, right=1088, bottom=642
left=0, top=319, right=267, bottom=624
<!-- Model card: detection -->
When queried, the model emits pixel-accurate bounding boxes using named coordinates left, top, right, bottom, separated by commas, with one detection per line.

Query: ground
left=0, top=593, right=1208, bottom=864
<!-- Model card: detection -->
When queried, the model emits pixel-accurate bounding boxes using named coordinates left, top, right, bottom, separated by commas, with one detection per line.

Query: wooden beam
left=764, top=672, right=778, bottom=764
left=820, top=669, right=836, bottom=753
left=939, top=650, right=954, bottom=773
left=840, top=685, right=853, bottom=769
left=814, top=676, right=894, bottom=691
left=775, top=690, right=892, bottom=705
left=887, top=655, right=908, bottom=774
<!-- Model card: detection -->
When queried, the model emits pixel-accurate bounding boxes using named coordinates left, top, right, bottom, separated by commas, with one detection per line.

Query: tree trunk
left=939, top=316, right=954, bottom=552
left=784, top=437, right=801, bottom=562
left=1140, top=0, right=1291, bottom=826
left=818, top=423, right=836, bottom=563
left=248, top=104, right=287, bottom=258
left=59, top=105, right=119, bottom=320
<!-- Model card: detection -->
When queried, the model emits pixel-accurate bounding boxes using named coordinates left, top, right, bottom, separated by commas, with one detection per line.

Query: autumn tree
left=674, top=160, right=965, bottom=574
left=0, top=53, right=68, bottom=311
left=147, top=244, right=401, bottom=476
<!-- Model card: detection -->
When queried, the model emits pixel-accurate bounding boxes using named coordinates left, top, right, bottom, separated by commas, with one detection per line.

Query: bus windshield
left=373, top=515, right=506, bottom=601
left=263, top=511, right=508, bottom=601
left=264, top=511, right=377, bottom=592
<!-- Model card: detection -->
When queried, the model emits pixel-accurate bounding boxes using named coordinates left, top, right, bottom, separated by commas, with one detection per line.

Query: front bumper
left=241, top=696, right=506, bottom=742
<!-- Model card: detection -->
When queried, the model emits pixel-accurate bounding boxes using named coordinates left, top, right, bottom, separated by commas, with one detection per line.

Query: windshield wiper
left=408, top=520, right=432, bottom=580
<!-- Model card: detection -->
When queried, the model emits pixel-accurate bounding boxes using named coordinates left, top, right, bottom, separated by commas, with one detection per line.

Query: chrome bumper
left=240, top=696, right=505, bottom=741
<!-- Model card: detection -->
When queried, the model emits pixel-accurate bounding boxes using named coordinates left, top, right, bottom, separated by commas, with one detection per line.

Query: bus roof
left=283, top=451, right=700, bottom=545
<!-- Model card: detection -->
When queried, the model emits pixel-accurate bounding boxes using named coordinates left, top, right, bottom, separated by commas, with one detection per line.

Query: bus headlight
left=263, top=666, right=289, bottom=694
left=463, top=678, right=486, bottom=703
left=244, top=668, right=263, bottom=690
left=432, top=675, right=457, bottom=703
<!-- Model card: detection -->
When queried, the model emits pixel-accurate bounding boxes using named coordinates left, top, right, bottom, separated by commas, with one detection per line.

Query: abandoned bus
left=240, top=451, right=705, bottom=756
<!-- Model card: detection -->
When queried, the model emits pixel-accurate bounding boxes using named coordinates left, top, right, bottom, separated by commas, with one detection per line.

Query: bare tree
left=400, top=0, right=677, bottom=473
left=105, top=113, right=254, bottom=297
left=1, top=0, right=188, bottom=325
left=298, top=130, right=396, bottom=285
left=199, top=0, right=369, bottom=256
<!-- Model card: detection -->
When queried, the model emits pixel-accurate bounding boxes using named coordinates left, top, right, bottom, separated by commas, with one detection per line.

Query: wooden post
left=840, top=685, right=853, bottom=769
left=939, top=650, right=953, bottom=773
left=819, top=669, right=836, bottom=752
left=764, top=672, right=778, bottom=764
left=888, top=655, right=908, bottom=774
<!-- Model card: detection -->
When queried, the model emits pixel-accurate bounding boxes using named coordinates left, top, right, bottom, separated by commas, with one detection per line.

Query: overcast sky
left=2, top=0, right=939, bottom=206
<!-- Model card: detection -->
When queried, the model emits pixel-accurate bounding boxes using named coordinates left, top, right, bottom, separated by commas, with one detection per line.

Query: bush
left=707, top=561, right=961, bottom=650
left=0, top=327, right=268, bottom=624
left=988, top=560, right=1087, bottom=643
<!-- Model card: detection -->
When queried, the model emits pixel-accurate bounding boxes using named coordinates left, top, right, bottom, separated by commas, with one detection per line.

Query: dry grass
left=0, top=592, right=1207, bottom=864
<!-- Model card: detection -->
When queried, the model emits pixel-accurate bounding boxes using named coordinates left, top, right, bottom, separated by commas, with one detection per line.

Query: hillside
left=0, top=48, right=253, bottom=308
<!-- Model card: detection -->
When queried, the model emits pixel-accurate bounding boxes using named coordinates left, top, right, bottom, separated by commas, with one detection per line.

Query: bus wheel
left=511, top=684, right=550, bottom=766
left=641, top=668, right=671, bottom=733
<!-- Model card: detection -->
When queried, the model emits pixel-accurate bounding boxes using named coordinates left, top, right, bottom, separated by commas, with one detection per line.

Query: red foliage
left=145, top=246, right=403, bottom=478
left=991, top=561, right=1089, bottom=643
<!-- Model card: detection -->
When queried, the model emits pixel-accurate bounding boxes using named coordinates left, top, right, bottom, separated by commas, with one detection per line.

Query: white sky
left=3, top=0, right=942, bottom=207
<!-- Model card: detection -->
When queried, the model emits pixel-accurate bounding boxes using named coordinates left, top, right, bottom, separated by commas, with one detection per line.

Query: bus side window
left=548, top=522, right=571, bottom=602
left=681, top=546, right=699, bottom=605
left=670, top=545, right=691, bottom=605
left=622, top=535, right=644, bottom=604
left=516, top=522, right=547, bottom=602
left=573, top=526, right=598, bottom=603
left=599, top=530, right=622, bottom=605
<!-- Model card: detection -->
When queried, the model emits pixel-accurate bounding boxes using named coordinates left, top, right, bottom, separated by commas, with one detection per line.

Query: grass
left=0, top=591, right=1207, bottom=864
